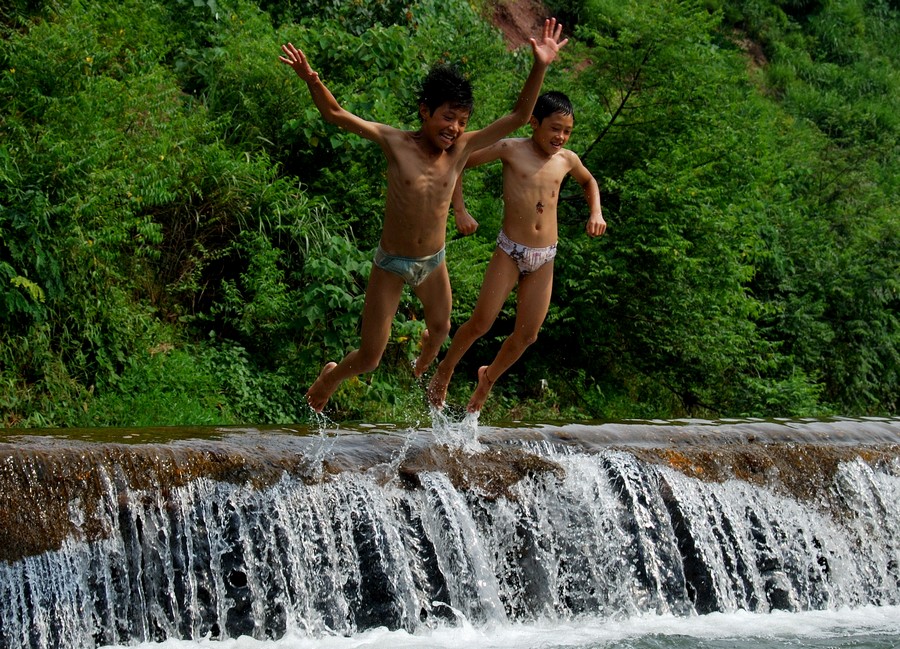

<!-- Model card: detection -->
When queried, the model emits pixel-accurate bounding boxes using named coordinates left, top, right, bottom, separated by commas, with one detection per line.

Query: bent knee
left=427, top=318, right=451, bottom=341
left=511, top=329, right=539, bottom=349
left=468, top=315, right=495, bottom=338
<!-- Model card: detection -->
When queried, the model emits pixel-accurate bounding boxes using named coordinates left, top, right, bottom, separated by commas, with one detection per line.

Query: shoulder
left=493, top=137, right=530, bottom=157
left=560, top=148, right=596, bottom=183
left=460, top=133, right=525, bottom=151
left=486, top=137, right=532, bottom=163
left=379, top=126, right=426, bottom=152
left=559, top=148, right=589, bottom=172
left=506, top=137, right=532, bottom=149
left=378, top=123, right=414, bottom=141
left=460, top=135, right=515, bottom=167
left=558, top=147, right=582, bottom=165
left=344, top=117, right=406, bottom=146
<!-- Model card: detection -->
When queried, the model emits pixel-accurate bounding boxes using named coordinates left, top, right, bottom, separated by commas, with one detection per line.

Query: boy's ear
left=528, top=115, right=540, bottom=129
left=418, top=103, right=432, bottom=121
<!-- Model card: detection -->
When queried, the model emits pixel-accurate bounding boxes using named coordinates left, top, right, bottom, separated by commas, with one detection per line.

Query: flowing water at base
left=2, top=417, right=899, bottom=649
left=100, top=606, right=900, bottom=648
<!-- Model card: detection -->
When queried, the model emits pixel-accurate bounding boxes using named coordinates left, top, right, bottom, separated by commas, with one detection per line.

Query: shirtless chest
left=500, top=149, right=572, bottom=246
left=380, top=138, right=464, bottom=255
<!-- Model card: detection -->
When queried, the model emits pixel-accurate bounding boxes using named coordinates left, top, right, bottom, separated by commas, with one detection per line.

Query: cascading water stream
left=0, top=418, right=898, bottom=649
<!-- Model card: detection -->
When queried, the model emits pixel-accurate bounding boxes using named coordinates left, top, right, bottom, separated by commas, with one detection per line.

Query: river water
left=101, top=606, right=900, bottom=648
left=1, top=416, right=898, bottom=649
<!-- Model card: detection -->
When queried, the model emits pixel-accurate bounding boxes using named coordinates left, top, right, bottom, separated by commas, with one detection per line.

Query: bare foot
left=306, top=362, right=338, bottom=413
left=427, top=365, right=451, bottom=408
left=413, top=328, right=433, bottom=378
left=467, top=366, right=495, bottom=413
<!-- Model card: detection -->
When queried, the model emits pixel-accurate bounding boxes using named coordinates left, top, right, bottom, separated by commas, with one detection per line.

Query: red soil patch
left=491, top=0, right=551, bottom=49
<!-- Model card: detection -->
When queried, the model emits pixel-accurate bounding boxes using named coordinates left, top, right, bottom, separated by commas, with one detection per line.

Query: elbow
left=321, top=112, right=341, bottom=126
left=508, top=108, right=531, bottom=129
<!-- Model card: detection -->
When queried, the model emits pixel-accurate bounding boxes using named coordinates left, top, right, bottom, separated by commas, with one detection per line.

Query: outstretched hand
left=279, top=43, right=318, bottom=83
left=529, top=18, right=569, bottom=66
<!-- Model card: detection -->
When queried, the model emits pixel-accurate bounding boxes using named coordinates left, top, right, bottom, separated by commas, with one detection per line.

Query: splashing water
left=1, top=418, right=899, bottom=649
left=429, top=406, right=484, bottom=453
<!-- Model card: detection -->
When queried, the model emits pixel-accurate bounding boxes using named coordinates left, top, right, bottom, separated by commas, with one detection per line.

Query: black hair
left=533, top=91, right=574, bottom=123
left=417, top=64, right=474, bottom=117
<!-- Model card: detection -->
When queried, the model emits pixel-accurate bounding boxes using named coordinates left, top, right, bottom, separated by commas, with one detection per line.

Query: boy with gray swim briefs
left=280, top=20, right=568, bottom=412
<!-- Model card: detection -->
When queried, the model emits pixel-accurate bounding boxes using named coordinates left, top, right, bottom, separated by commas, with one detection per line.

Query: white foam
left=100, top=605, right=900, bottom=649
left=429, top=405, right=485, bottom=453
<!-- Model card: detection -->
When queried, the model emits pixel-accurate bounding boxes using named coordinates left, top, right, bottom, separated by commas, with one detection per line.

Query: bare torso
left=378, top=130, right=468, bottom=257
left=498, top=138, right=576, bottom=247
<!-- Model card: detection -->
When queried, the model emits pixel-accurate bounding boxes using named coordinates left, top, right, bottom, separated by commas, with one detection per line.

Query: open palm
left=279, top=43, right=318, bottom=83
left=530, top=18, right=569, bottom=66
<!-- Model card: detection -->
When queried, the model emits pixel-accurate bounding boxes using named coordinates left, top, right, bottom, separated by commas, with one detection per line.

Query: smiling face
left=529, top=111, right=574, bottom=157
left=420, top=102, right=470, bottom=150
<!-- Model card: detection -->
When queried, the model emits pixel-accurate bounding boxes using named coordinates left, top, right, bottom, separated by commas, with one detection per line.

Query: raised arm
left=279, top=43, right=384, bottom=142
left=466, top=18, right=569, bottom=151
left=569, top=154, right=606, bottom=237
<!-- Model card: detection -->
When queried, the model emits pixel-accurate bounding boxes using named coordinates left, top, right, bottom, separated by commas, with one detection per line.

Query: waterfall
left=0, top=418, right=898, bottom=648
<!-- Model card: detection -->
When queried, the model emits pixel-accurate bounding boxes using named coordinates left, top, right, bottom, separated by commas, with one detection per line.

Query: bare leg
left=305, top=267, right=405, bottom=412
left=467, top=261, right=554, bottom=413
left=413, top=328, right=432, bottom=377
left=412, top=262, right=452, bottom=378
left=428, top=250, right=519, bottom=406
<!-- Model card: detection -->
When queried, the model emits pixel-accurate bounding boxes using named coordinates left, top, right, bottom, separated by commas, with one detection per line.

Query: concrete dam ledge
left=1, top=417, right=898, bottom=564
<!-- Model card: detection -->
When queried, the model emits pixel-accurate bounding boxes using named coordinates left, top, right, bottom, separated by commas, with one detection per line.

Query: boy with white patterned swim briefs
left=429, top=91, right=606, bottom=413
left=280, top=21, right=568, bottom=413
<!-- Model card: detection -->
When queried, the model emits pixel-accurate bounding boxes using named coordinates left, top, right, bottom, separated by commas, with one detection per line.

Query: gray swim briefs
left=373, top=245, right=446, bottom=287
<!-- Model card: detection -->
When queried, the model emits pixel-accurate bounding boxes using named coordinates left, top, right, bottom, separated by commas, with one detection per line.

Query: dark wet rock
left=0, top=443, right=318, bottom=563
left=398, top=444, right=565, bottom=500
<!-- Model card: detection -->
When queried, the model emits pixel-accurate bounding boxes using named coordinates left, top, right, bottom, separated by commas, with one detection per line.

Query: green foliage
left=542, top=0, right=897, bottom=416
left=0, top=0, right=348, bottom=426
left=720, top=0, right=900, bottom=416
left=78, top=340, right=314, bottom=427
left=292, top=234, right=368, bottom=359
left=78, top=345, right=229, bottom=427
left=196, top=341, right=310, bottom=424
left=445, top=233, right=496, bottom=327
left=1, top=0, right=896, bottom=428
left=260, top=0, right=412, bottom=35
left=1, top=324, right=86, bottom=428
